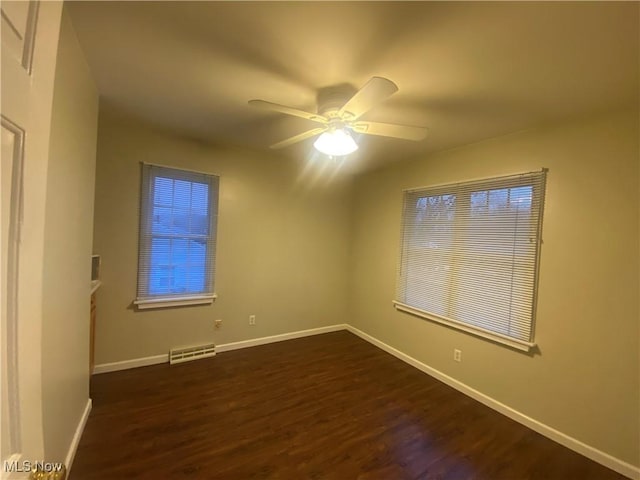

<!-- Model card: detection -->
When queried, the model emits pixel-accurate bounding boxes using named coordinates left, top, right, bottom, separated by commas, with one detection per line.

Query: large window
left=135, top=164, right=219, bottom=309
left=394, top=170, right=547, bottom=351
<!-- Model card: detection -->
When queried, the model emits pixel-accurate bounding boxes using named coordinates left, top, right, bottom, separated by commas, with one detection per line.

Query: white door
left=1, top=1, right=62, bottom=477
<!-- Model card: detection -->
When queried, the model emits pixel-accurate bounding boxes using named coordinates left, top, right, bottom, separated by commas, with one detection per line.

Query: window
left=135, top=164, right=219, bottom=309
left=394, top=170, right=547, bottom=351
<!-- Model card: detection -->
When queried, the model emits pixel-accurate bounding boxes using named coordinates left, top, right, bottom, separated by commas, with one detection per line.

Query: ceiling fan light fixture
left=313, top=128, right=358, bottom=156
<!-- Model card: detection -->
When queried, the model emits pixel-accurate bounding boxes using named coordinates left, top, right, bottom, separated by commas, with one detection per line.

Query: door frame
left=1, top=1, right=63, bottom=475
left=1, top=115, right=26, bottom=473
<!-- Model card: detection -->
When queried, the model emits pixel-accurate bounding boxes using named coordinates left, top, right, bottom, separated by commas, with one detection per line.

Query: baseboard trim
left=345, top=325, right=639, bottom=480
left=93, top=354, right=168, bottom=374
left=65, top=398, right=92, bottom=475
left=93, top=324, right=347, bottom=374
left=91, top=323, right=639, bottom=478
left=216, top=324, right=347, bottom=353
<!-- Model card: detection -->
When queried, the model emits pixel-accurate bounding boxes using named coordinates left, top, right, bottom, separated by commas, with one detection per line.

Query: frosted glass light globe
left=313, top=129, right=358, bottom=156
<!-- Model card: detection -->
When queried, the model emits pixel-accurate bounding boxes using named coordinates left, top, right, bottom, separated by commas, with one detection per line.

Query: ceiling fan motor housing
left=317, top=85, right=355, bottom=118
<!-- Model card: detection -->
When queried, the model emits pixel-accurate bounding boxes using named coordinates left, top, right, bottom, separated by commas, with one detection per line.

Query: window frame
left=134, top=163, right=219, bottom=310
left=394, top=170, right=547, bottom=352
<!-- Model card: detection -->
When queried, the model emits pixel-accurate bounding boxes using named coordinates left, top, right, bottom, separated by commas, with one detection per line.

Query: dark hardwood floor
left=71, top=331, right=625, bottom=480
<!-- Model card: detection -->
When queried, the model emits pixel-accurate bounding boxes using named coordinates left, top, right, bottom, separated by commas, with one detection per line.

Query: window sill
left=134, top=294, right=217, bottom=310
left=392, top=301, right=536, bottom=352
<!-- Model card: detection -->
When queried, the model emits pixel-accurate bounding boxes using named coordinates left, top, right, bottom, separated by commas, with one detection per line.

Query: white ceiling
left=68, top=1, right=639, bottom=173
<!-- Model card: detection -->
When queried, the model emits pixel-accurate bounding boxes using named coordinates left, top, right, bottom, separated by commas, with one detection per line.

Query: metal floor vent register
left=169, top=343, right=216, bottom=364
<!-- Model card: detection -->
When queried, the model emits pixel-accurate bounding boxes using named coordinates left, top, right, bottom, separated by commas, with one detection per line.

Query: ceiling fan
left=249, top=77, right=427, bottom=156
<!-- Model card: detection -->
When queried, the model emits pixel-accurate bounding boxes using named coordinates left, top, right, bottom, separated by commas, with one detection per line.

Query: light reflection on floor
left=384, top=408, right=479, bottom=479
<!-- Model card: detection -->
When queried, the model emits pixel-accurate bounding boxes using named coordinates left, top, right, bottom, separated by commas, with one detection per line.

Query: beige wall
left=41, top=8, right=98, bottom=463
left=349, top=109, right=639, bottom=466
left=92, top=102, right=638, bottom=466
left=92, top=107, right=351, bottom=365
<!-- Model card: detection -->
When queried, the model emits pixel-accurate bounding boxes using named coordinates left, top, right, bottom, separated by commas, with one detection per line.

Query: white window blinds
left=136, top=164, right=219, bottom=307
left=394, top=170, right=547, bottom=350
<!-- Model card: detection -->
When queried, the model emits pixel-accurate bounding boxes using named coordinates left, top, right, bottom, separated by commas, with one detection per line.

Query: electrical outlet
left=249, top=315, right=256, bottom=326
left=454, top=349, right=462, bottom=362
left=214, top=319, right=222, bottom=329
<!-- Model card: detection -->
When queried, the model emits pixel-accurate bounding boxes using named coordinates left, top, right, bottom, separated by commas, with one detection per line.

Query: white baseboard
left=93, top=354, right=168, bottom=374
left=345, top=325, right=640, bottom=480
left=216, top=324, right=347, bottom=353
left=91, top=323, right=638, bottom=479
left=93, top=324, right=347, bottom=374
left=65, top=398, right=92, bottom=475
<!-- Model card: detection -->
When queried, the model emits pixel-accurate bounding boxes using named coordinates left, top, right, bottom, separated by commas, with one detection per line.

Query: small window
left=394, top=170, right=547, bottom=351
left=135, top=164, right=219, bottom=309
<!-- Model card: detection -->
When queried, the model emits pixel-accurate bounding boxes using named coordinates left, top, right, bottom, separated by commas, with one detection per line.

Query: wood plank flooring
left=71, top=331, right=625, bottom=480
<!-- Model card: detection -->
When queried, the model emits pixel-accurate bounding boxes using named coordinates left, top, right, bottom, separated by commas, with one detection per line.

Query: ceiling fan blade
left=270, top=127, right=327, bottom=149
left=338, top=77, right=399, bottom=121
left=351, top=121, right=427, bottom=141
left=249, top=100, right=328, bottom=124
